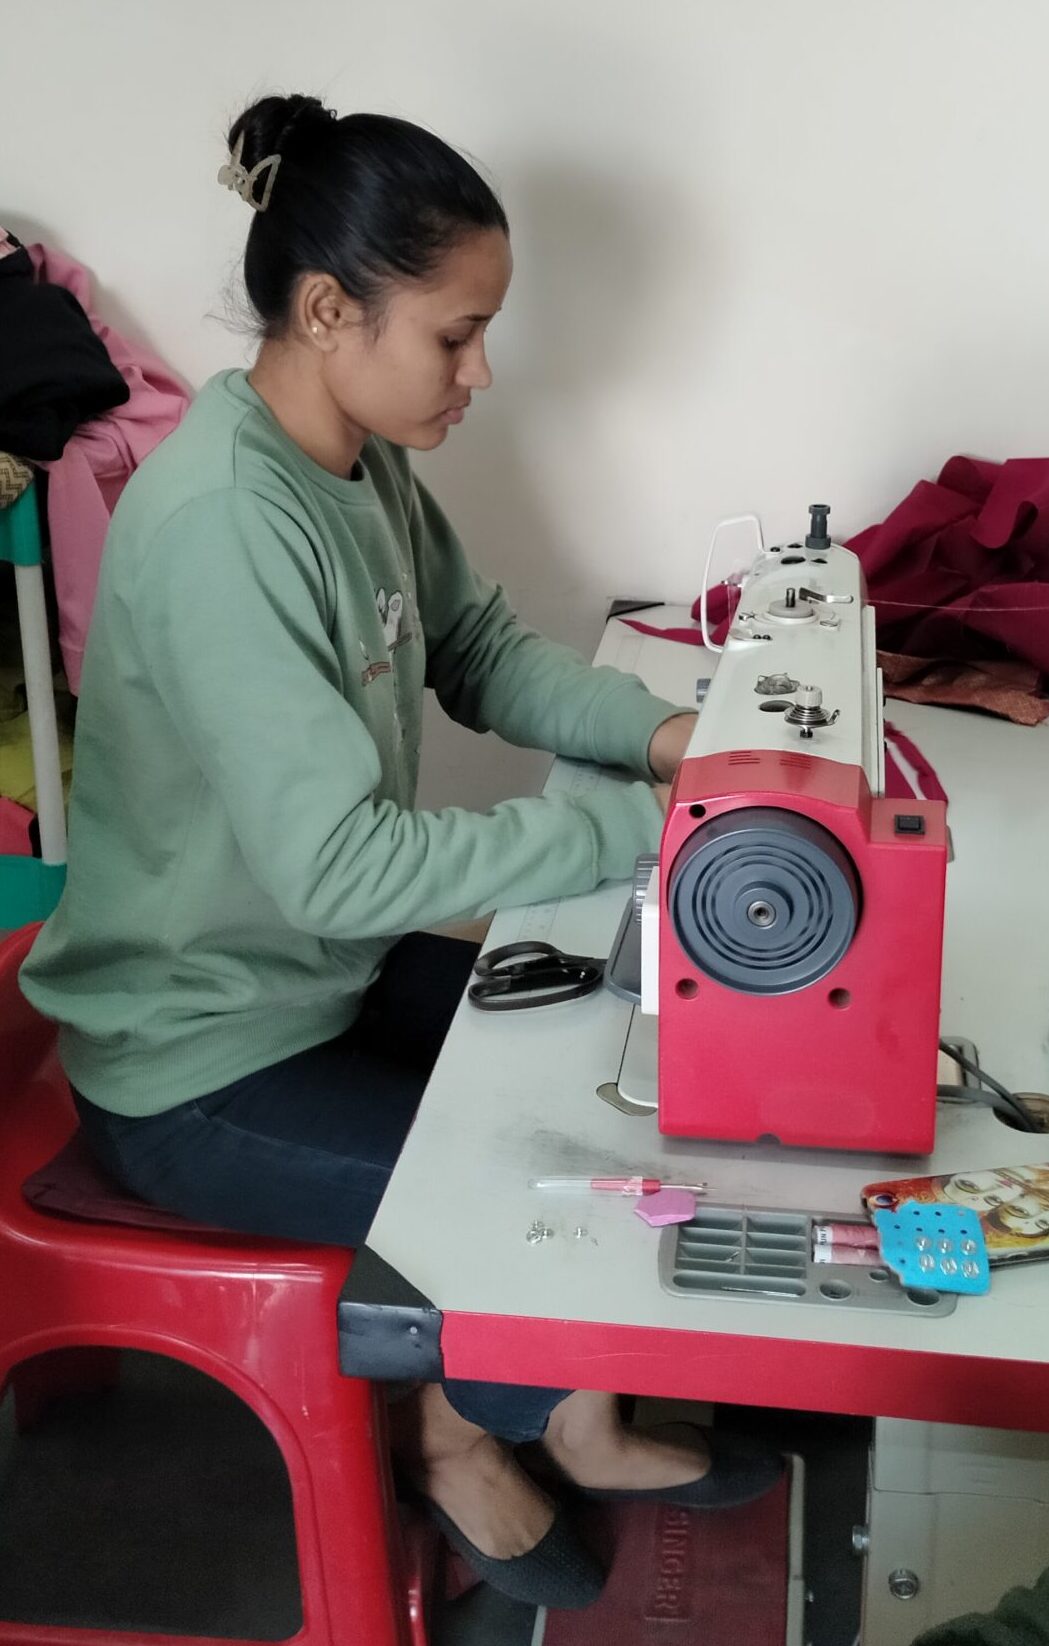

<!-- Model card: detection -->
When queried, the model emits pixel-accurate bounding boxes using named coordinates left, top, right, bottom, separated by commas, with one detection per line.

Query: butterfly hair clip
left=217, top=132, right=281, bottom=214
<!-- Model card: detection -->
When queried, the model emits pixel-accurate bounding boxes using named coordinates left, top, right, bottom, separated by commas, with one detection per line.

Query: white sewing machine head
left=637, top=504, right=947, bottom=1155
left=687, top=503, right=883, bottom=785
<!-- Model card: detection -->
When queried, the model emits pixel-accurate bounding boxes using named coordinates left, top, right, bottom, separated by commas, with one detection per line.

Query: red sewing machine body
left=657, top=750, right=947, bottom=1154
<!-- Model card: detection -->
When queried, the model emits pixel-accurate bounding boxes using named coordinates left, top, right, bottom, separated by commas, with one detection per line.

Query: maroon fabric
left=625, top=583, right=738, bottom=650
left=848, top=454, right=1049, bottom=671
left=22, top=1129, right=218, bottom=1234
left=623, top=620, right=708, bottom=646
left=883, top=722, right=948, bottom=803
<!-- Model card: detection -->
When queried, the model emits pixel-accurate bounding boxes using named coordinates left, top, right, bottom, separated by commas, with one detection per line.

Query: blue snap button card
left=873, top=1200, right=990, bottom=1295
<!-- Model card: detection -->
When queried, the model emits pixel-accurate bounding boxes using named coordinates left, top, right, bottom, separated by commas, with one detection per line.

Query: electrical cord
left=937, top=1038, right=1042, bottom=1133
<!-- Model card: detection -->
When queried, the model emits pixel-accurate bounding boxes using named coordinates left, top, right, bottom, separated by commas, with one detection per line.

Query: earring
left=311, top=324, right=320, bottom=336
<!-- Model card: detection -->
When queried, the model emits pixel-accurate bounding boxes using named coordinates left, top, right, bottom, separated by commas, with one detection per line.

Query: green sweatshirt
left=21, top=369, right=675, bottom=1115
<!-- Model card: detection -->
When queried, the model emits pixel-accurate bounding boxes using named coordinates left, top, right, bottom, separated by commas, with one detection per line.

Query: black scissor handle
left=468, top=941, right=606, bottom=1012
left=471, top=941, right=561, bottom=977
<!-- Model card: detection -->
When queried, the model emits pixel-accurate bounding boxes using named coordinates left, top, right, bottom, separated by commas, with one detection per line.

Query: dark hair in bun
left=227, top=93, right=509, bottom=337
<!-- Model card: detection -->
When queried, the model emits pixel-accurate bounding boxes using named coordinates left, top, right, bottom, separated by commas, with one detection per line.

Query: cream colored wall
left=4, top=0, right=1047, bottom=809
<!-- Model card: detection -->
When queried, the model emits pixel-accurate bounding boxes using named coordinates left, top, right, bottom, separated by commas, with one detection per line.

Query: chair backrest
left=0, top=922, right=86, bottom=1208
left=0, top=923, right=56, bottom=1095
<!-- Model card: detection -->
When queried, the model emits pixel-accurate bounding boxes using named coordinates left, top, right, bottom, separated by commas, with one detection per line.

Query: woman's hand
left=652, top=783, right=672, bottom=812
left=647, top=713, right=698, bottom=784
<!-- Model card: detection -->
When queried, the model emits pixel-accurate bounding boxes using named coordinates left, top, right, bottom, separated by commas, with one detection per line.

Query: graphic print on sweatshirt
left=377, top=588, right=406, bottom=650
left=360, top=584, right=413, bottom=685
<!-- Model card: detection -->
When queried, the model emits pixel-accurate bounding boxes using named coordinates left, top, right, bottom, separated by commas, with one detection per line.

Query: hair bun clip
left=218, top=132, right=281, bottom=214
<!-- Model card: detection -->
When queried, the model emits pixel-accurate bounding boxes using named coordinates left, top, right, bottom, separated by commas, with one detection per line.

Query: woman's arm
left=410, top=475, right=688, bottom=780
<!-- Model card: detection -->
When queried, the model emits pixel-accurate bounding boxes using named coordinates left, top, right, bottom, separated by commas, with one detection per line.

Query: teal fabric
left=0, top=483, right=43, bottom=568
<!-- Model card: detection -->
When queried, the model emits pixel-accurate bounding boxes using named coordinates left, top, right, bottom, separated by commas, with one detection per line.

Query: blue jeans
left=72, top=932, right=568, bottom=1444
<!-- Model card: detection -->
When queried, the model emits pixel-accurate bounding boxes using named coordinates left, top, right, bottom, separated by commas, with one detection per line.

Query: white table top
left=367, top=609, right=1049, bottom=1367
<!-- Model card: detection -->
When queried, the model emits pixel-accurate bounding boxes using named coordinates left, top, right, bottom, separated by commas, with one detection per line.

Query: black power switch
left=894, top=814, right=925, bottom=836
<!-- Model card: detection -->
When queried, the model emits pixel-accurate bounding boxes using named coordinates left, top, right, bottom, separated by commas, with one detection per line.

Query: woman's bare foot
left=388, top=1382, right=555, bottom=1559
left=539, top=1390, right=712, bottom=1491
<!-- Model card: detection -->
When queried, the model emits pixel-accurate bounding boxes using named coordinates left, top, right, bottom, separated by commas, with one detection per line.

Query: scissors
left=468, top=941, right=607, bottom=1012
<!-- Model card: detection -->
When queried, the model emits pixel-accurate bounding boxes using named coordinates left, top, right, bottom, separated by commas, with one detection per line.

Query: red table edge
left=438, top=1310, right=1049, bottom=1432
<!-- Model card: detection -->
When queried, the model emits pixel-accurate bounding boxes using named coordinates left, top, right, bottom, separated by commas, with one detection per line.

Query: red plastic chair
left=0, top=923, right=426, bottom=1646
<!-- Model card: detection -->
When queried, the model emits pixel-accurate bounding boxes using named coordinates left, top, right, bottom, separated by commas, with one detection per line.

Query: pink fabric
left=0, top=798, right=34, bottom=856
left=27, top=244, right=189, bottom=692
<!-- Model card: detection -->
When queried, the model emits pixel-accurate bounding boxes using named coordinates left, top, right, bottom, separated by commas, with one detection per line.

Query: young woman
left=21, top=94, right=781, bottom=1608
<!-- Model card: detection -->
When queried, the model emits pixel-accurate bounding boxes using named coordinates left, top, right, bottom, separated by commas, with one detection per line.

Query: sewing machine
left=636, top=506, right=948, bottom=1154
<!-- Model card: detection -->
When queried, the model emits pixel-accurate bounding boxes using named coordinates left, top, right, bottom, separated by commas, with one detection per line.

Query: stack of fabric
left=848, top=455, right=1049, bottom=727
left=0, top=227, right=190, bottom=694
left=0, top=227, right=189, bottom=846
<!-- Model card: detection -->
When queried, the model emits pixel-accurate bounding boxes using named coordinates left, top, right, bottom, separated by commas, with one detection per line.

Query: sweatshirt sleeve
left=130, top=490, right=663, bottom=939
left=409, top=472, right=685, bottom=778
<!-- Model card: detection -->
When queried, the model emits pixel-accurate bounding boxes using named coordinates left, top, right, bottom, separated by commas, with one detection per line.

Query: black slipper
left=575, top=1426, right=785, bottom=1511
left=426, top=1498, right=606, bottom=1609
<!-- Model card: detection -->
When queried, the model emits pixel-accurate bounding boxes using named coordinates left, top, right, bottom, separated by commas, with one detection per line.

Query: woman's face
left=322, top=228, right=512, bottom=451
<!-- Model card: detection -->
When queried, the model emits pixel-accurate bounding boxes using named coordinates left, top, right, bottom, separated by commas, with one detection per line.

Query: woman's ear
left=297, top=274, right=364, bottom=347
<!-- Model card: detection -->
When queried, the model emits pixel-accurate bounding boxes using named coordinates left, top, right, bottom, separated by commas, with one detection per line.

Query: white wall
left=4, top=0, right=1048, bottom=808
